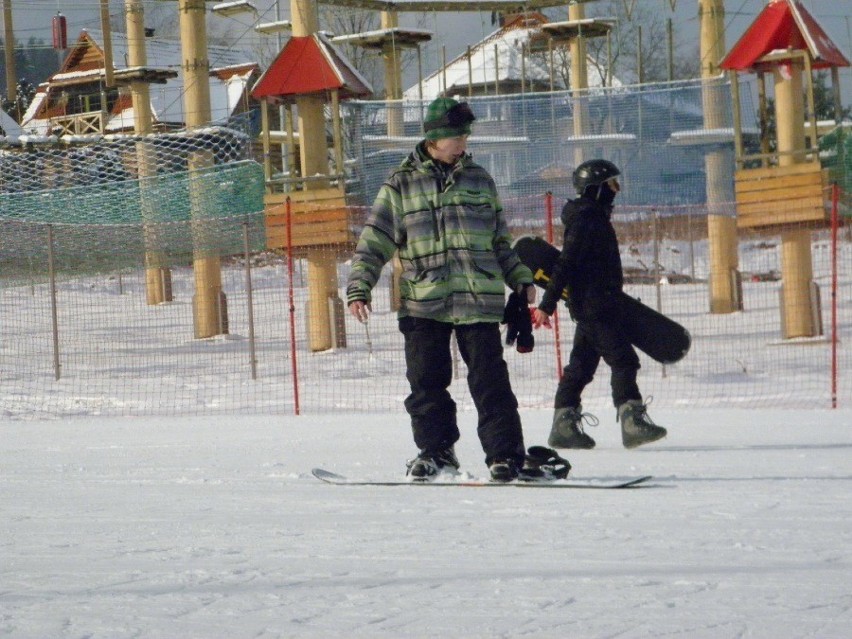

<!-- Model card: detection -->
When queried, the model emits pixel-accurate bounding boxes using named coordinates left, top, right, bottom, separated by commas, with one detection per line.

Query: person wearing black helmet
left=532, top=159, right=667, bottom=449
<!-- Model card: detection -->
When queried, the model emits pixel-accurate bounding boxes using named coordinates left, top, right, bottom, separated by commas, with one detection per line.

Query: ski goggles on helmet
left=605, top=177, right=620, bottom=192
left=424, top=102, right=476, bottom=133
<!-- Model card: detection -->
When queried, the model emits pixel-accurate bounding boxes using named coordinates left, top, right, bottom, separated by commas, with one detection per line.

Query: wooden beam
left=315, top=0, right=587, bottom=11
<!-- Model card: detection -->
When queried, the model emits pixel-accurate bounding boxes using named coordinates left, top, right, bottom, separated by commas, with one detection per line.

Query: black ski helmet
left=572, top=159, right=621, bottom=195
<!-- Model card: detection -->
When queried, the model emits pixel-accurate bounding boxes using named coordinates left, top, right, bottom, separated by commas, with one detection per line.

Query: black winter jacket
left=538, top=196, right=624, bottom=320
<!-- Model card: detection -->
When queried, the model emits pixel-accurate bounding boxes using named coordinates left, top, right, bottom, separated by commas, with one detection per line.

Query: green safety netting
left=819, top=125, right=852, bottom=212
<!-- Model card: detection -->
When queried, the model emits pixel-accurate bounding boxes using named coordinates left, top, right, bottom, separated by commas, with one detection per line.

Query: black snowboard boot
left=489, top=458, right=520, bottom=482
left=547, top=407, right=597, bottom=449
left=618, top=399, right=667, bottom=449
left=406, top=446, right=460, bottom=479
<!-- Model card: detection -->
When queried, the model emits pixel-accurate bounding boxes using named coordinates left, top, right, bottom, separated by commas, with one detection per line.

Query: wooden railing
left=49, top=112, right=104, bottom=136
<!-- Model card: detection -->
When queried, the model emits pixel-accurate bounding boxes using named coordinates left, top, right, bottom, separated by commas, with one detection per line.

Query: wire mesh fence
left=1, top=199, right=848, bottom=419
left=343, top=77, right=747, bottom=207
left=0, top=79, right=849, bottom=419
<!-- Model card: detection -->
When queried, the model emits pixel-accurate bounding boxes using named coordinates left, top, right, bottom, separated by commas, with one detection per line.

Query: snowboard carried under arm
left=513, top=235, right=691, bottom=365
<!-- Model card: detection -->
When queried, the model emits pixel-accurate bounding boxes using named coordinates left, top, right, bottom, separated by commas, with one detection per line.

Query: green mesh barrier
left=0, top=160, right=265, bottom=225
left=0, top=161, right=267, bottom=282
left=819, top=125, right=851, bottom=212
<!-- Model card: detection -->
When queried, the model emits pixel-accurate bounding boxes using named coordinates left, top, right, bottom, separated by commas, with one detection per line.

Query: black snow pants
left=555, top=315, right=642, bottom=410
left=399, top=316, right=525, bottom=466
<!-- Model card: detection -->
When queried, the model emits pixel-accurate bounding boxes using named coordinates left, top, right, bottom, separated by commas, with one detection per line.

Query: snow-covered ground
left=3, top=408, right=851, bottom=638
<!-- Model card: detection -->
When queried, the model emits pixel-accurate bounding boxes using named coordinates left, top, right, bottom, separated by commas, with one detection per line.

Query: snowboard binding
left=522, top=446, right=571, bottom=480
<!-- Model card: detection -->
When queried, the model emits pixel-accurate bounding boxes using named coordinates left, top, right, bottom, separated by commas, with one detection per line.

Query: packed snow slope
left=2, top=408, right=851, bottom=638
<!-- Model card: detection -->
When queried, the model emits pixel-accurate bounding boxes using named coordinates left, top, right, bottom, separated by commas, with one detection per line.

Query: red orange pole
left=830, top=184, right=839, bottom=408
left=286, top=197, right=301, bottom=415
left=545, top=192, right=563, bottom=380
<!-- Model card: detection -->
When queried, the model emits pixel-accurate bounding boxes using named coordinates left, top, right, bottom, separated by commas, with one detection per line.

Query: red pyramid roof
left=252, top=33, right=373, bottom=100
left=721, top=0, right=849, bottom=71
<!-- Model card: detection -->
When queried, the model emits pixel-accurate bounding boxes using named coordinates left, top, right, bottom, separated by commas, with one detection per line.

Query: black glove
left=502, top=291, right=534, bottom=353
left=566, top=296, right=580, bottom=322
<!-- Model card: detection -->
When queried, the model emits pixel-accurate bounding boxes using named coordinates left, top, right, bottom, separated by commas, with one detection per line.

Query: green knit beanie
left=423, top=97, right=475, bottom=140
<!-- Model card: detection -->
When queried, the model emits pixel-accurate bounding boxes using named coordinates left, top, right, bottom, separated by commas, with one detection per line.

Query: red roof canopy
left=252, top=33, right=373, bottom=100
left=721, top=0, right=849, bottom=72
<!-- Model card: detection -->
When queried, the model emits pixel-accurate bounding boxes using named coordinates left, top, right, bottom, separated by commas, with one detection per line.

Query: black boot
left=406, top=446, right=460, bottom=479
left=547, top=407, right=597, bottom=449
left=618, top=400, right=667, bottom=449
left=489, top=458, right=520, bottom=482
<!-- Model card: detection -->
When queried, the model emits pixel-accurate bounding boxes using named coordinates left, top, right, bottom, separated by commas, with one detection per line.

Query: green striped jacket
left=347, top=143, right=532, bottom=324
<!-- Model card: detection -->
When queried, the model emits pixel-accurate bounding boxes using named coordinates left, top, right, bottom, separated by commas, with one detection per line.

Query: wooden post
left=757, top=72, right=771, bottom=165
left=260, top=98, right=272, bottom=184
left=331, top=88, right=344, bottom=182
left=831, top=67, right=843, bottom=124
left=179, top=0, right=227, bottom=338
left=467, top=45, right=473, bottom=97
left=775, top=56, right=817, bottom=338
left=100, top=0, right=115, bottom=88
left=381, top=10, right=403, bottom=137
left=2, top=0, right=16, bottom=105
left=701, top=0, right=739, bottom=314
left=775, top=64, right=806, bottom=165
left=548, top=38, right=554, bottom=92
left=378, top=14, right=405, bottom=312
left=243, top=222, right=258, bottom=380
left=569, top=2, right=589, bottom=168
left=292, top=0, right=338, bottom=352
left=729, top=70, right=744, bottom=166
left=606, top=30, right=612, bottom=87
left=285, top=102, right=296, bottom=178
left=494, top=43, right=499, bottom=96
left=666, top=18, right=674, bottom=82
left=416, top=44, right=423, bottom=102
left=127, top=0, right=172, bottom=305
left=803, top=53, right=818, bottom=154
left=441, top=45, right=447, bottom=95
left=47, top=225, right=61, bottom=381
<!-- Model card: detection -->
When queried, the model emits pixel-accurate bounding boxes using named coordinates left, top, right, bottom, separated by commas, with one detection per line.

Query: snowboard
left=513, top=235, right=691, bottom=365
left=312, top=468, right=654, bottom=489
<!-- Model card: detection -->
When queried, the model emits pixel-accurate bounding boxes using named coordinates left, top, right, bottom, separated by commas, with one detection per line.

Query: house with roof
left=20, top=30, right=259, bottom=137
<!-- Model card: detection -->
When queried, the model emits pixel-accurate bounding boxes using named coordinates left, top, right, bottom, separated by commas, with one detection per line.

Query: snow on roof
left=20, top=92, right=50, bottom=136
left=0, top=108, right=22, bottom=137
left=21, top=30, right=258, bottom=133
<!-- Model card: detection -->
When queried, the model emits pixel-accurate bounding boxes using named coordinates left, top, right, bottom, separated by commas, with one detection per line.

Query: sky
left=7, top=0, right=852, bottom=101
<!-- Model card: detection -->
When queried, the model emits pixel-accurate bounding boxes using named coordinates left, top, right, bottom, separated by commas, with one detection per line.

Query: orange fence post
left=545, top=192, right=563, bottom=380
left=286, top=197, right=301, bottom=415
left=830, top=184, right=840, bottom=409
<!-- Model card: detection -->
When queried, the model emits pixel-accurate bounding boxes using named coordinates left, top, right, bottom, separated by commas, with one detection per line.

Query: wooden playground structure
left=249, top=0, right=848, bottom=351
left=722, top=0, right=849, bottom=339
